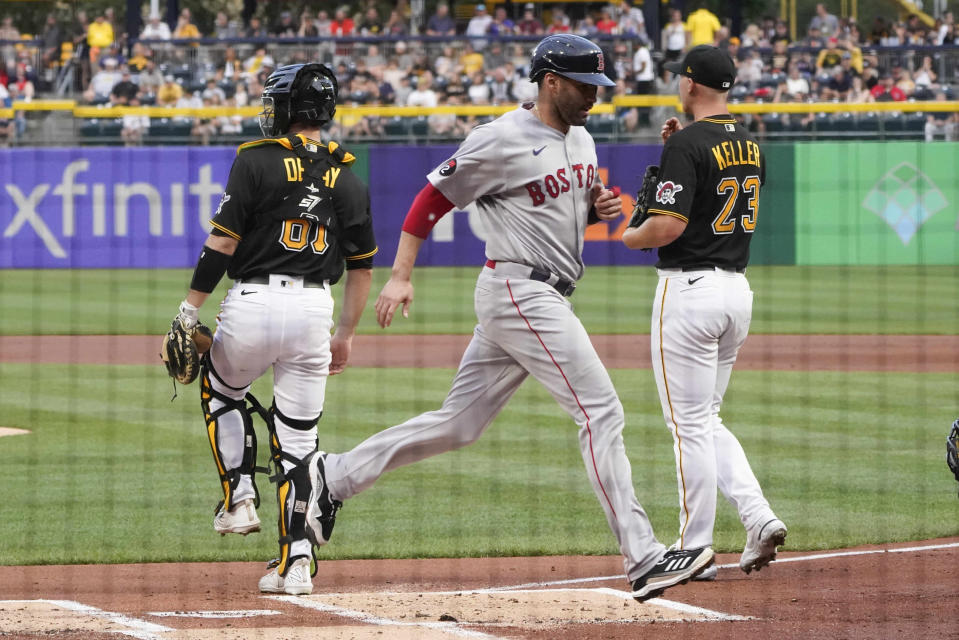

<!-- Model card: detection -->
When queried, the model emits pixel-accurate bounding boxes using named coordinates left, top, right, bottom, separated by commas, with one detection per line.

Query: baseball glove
left=947, top=419, right=959, bottom=495
left=627, top=164, right=659, bottom=230
left=161, top=318, right=213, bottom=385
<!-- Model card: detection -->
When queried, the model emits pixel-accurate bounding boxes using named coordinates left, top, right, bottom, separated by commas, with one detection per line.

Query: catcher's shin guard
left=200, top=363, right=261, bottom=512
left=273, top=461, right=316, bottom=577
left=267, top=403, right=321, bottom=577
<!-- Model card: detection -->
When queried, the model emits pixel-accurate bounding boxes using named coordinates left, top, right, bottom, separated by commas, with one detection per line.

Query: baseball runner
left=622, top=45, right=786, bottom=580
left=303, top=34, right=714, bottom=602
left=167, top=63, right=376, bottom=595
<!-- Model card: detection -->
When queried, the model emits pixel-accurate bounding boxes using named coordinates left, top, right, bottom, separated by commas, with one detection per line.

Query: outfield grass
left=0, top=265, right=957, bottom=335
left=0, top=363, right=956, bottom=566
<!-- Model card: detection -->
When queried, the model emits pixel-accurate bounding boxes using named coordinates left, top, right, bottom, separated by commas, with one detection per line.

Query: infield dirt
left=0, top=540, right=957, bottom=639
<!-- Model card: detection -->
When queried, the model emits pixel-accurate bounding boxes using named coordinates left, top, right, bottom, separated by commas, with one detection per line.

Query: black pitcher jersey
left=651, top=115, right=765, bottom=271
left=210, top=134, right=377, bottom=284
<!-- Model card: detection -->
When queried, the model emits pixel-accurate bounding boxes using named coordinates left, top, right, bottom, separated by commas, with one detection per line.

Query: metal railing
left=2, top=97, right=954, bottom=146
left=2, top=37, right=958, bottom=145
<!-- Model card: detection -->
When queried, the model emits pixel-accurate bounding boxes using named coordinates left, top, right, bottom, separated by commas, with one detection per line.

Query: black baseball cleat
left=631, top=546, right=715, bottom=602
left=305, top=451, right=342, bottom=547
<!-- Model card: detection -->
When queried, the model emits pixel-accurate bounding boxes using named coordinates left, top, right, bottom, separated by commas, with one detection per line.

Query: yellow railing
left=3, top=97, right=957, bottom=120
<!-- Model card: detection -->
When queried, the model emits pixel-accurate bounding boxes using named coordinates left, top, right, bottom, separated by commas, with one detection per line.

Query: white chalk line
left=270, top=594, right=508, bottom=639
left=0, top=599, right=174, bottom=640
left=485, top=540, right=959, bottom=592
left=593, top=587, right=750, bottom=621
left=146, top=609, right=280, bottom=618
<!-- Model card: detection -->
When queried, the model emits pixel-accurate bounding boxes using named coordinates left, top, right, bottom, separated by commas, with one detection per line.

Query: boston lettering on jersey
left=525, top=163, right=597, bottom=206
left=710, top=140, right=761, bottom=171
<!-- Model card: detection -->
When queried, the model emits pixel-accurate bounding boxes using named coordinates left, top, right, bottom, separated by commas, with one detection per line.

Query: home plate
left=296, top=587, right=730, bottom=630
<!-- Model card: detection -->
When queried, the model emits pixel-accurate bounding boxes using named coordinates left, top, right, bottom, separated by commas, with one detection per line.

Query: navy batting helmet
left=259, top=63, right=338, bottom=137
left=528, top=34, right=615, bottom=87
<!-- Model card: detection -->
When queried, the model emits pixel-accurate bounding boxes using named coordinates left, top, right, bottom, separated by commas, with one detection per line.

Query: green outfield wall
left=794, top=142, right=959, bottom=265
left=751, top=143, right=797, bottom=266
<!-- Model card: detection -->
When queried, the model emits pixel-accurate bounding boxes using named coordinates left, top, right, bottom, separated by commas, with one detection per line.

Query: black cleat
left=631, top=546, right=715, bottom=602
left=305, top=451, right=342, bottom=546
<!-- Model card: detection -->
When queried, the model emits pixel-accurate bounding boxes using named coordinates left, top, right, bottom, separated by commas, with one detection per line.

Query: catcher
left=947, top=419, right=959, bottom=497
left=161, top=62, right=376, bottom=595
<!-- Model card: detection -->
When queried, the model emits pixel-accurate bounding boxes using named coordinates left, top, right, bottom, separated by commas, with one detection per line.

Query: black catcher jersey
left=651, top=115, right=765, bottom=271
left=210, top=134, right=377, bottom=284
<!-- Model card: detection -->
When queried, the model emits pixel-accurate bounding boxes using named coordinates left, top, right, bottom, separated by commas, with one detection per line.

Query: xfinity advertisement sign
left=1, top=145, right=658, bottom=268
left=0, top=148, right=227, bottom=268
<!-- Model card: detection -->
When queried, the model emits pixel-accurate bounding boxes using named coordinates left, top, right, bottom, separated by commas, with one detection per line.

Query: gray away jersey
left=427, top=105, right=601, bottom=282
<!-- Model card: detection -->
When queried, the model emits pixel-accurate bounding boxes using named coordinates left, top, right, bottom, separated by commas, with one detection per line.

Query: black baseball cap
left=664, top=45, right=737, bottom=91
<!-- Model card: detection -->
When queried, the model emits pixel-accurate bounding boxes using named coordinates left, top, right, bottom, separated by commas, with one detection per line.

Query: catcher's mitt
left=161, top=319, right=213, bottom=385
left=627, top=164, right=659, bottom=230
left=947, top=419, right=959, bottom=495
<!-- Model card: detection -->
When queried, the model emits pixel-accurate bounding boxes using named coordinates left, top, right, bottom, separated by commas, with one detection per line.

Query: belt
left=678, top=265, right=746, bottom=273
left=485, top=259, right=576, bottom=297
left=239, top=275, right=327, bottom=288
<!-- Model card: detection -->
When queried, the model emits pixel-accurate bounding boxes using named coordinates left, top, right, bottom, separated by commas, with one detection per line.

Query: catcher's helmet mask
left=259, top=63, right=338, bottom=137
left=528, top=34, right=615, bottom=87
left=947, top=419, right=959, bottom=495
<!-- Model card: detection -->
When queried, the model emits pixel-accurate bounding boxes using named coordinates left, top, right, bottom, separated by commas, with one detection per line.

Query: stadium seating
left=409, top=116, right=428, bottom=138
left=79, top=118, right=123, bottom=145
left=585, top=113, right=616, bottom=140
left=762, top=111, right=784, bottom=133
left=383, top=117, right=409, bottom=138
left=855, top=111, right=880, bottom=138
left=146, top=118, right=193, bottom=144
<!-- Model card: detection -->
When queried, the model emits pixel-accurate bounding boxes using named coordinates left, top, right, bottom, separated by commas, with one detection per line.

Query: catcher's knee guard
left=268, top=403, right=321, bottom=577
left=200, top=362, right=261, bottom=511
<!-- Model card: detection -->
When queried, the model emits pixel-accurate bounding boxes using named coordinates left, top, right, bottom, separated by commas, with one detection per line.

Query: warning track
left=2, top=334, right=957, bottom=372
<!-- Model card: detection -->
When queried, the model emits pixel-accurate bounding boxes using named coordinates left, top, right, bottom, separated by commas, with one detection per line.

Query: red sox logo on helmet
left=655, top=181, right=683, bottom=205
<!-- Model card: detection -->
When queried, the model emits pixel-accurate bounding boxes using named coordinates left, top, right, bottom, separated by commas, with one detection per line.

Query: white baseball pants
left=651, top=268, right=775, bottom=550
left=325, top=267, right=667, bottom=580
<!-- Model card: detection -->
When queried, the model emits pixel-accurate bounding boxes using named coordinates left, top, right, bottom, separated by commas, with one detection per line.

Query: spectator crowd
left=1, top=1, right=957, bottom=146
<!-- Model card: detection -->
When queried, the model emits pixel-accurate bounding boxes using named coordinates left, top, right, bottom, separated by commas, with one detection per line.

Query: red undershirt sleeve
left=401, top=183, right=456, bottom=239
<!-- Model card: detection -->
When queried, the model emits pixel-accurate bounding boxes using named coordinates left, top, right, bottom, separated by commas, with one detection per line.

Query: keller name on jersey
left=654, top=116, right=765, bottom=272
left=710, top=139, right=761, bottom=171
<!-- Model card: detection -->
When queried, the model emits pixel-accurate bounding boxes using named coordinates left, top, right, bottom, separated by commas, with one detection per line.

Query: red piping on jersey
left=402, top=183, right=456, bottom=238
left=505, top=279, right=618, bottom=521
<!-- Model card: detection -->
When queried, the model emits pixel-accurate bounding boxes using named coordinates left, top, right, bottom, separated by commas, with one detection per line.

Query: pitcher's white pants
left=326, top=267, right=667, bottom=580
left=651, top=268, right=775, bottom=550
